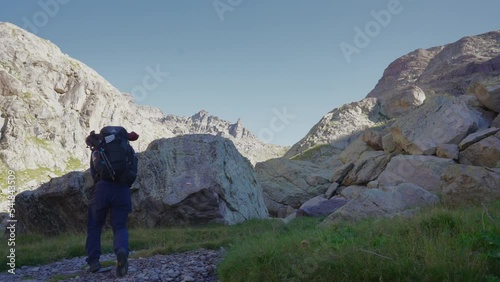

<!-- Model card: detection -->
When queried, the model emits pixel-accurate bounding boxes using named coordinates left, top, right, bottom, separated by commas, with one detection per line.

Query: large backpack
left=90, top=126, right=138, bottom=186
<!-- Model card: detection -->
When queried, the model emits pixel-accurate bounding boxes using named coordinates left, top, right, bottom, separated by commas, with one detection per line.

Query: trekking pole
left=99, top=149, right=116, bottom=180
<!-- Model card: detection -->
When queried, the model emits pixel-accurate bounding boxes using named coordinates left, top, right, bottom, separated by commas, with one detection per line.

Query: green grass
left=290, top=144, right=332, bottom=161
left=0, top=156, right=85, bottom=196
left=218, top=202, right=500, bottom=282
left=28, top=136, right=51, bottom=148
left=1, top=203, right=498, bottom=282
left=66, top=157, right=84, bottom=172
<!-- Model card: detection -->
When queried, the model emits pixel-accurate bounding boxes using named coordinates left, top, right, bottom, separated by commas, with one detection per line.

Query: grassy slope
left=1, top=202, right=499, bottom=281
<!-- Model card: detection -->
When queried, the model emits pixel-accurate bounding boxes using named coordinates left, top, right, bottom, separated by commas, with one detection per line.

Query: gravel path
left=0, top=249, right=224, bottom=282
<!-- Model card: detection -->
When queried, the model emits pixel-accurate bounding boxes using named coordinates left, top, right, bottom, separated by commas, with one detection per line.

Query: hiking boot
left=88, top=260, right=101, bottom=273
left=116, top=248, right=128, bottom=278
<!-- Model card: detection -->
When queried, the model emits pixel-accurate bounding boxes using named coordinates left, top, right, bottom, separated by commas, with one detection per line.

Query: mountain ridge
left=285, top=30, right=500, bottom=158
left=0, top=22, right=286, bottom=194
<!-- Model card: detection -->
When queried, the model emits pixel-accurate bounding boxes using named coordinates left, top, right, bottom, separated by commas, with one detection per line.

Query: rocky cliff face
left=264, top=30, right=500, bottom=223
left=0, top=22, right=285, bottom=195
left=284, top=98, right=383, bottom=159
left=367, top=31, right=500, bottom=118
left=285, top=31, right=500, bottom=159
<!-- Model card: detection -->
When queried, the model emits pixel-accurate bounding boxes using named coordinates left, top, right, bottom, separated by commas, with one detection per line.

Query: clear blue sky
left=1, top=1, right=499, bottom=145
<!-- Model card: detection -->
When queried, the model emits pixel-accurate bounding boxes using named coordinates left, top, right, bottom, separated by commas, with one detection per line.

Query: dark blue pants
left=85, top=180, right=132, bottom=264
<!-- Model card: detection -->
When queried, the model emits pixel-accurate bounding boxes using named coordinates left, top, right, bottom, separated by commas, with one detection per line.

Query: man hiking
left=84, top=126, right=139, bottom=277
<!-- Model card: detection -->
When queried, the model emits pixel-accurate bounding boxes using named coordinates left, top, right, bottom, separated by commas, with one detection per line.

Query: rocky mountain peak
left=368, top=30, right=500, bottom=118
left=0, top=22, right=285, bottom=195
left=191, top=110, right=209, bottom=121
left=285, top=30, right=500, bottom=159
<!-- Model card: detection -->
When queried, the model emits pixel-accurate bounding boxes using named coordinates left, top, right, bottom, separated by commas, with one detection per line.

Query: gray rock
left=284, top=98, right=381, bottom=158
left=342, top=151, right=393, bottom=186
left=361, top=123, right=392, bottom=151
left=133, top=135, right=268, bottom=227
left=367, top=180, right=379, bottom=188
left=321, top=183, right=440, bottom=225
left=339, top=185, right=366, bottom=199
left=181, top=275, right=195, bottom=282
left=377, top=155, right=455, bottom=194
left=380, top=86, right=427, bottom=118
left=471, top=82, right=500, bottom=113
left=492, top=114, right=500, bottom=128
left=263, top=194, right=292, bottom=218
left=255, top=158, right=331, bottom=217
left=296, top=196, right=349, bottom=217
left=441, top=164, right=500, bottom=206
left=458, top=127, right=500, bottom=150
left=339, top=136, right=374, bottom=164
left=324, top=183, right=339, bottom=199
left=382, top=133, right=398, bottom=154
left=16, top=135, right=268, bottom=235
left=459, top=132, right=500, bottom=168
left=15, top=171, right=93, bottom=234
left=436, top=144, right=459, bottom=160
left=388, top=96, right=490, bottom=155
left=330, top=162, right=354, bottom=183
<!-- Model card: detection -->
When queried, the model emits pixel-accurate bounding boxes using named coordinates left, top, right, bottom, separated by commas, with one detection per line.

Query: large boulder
left=330, top=162, right=355, bottom=184
left=361, top=123, right=393, bottom=151
left=15, top=171, right=93, bottom=235
left=441, top=164, right=500, bottom=206
left=339, top=185, right=367, bottom=199
left=16, top=135, right=268, bottom=235
left=255, top=158, right=332, bottom=217
left=132, top=135, right=269, bottom=227
left=471, top=83, right=500, bottom=113
left=388, top=96, right=491, bottom=155
left=380, top=86, right=427, bottom=118
left=341, top=151, right=393, bottom=186
left=436, top=144, right=459, bottom=160
left=338, top=136, right=374, bottom=164
left=459, top=131, right=500, bottom=168
left=377, top=155, right=455, bottom=194
left=458, top=127, right=500, bottom=150
left=296, top=196, right=349, bottom=217
left=320, top=183, right=440, bottom=226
